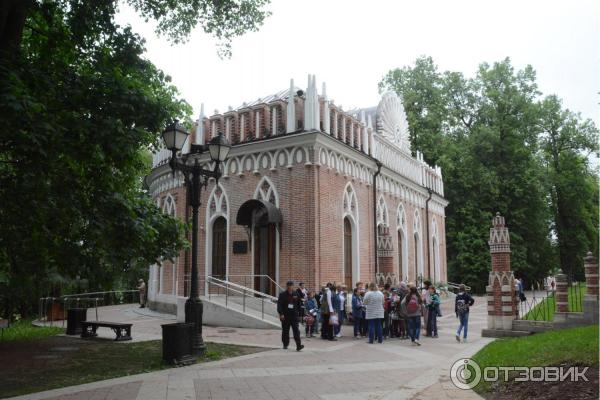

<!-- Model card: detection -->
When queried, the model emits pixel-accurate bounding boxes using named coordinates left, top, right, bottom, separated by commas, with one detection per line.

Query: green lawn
left=0, top=335, right=267, bottom=398
left=522, top=284, right=586, bottom=321
left=472, top=325, right=599, bottom=394
left=1, top=319, right=64, bottom=341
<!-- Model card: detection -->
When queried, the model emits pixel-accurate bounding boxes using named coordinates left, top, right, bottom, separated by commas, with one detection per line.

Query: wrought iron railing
left=518, top=281, right=585, bottom=321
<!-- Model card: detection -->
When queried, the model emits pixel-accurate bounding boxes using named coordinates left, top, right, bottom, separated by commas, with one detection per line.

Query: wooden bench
left=80, top=321, right=132, bottom=341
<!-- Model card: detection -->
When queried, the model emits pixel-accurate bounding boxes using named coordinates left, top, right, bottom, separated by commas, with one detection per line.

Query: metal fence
left=38, top=290, right=140, bottom=326
left=518, top=280, right=585, bottom=321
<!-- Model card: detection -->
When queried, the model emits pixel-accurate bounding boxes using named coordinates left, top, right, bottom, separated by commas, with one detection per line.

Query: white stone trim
left=342, top=182, right=360, bottom=288
left=204, top=184, right=230, bottom=292
left=413, top=209, right=424, bottom=279
left=396, top=203, right=409, bottom=281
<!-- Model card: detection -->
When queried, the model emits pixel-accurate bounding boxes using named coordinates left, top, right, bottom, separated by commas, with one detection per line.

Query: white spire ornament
left=286, top=79, right=295, bottom=133
left=195, top=103, right=205, bottom=146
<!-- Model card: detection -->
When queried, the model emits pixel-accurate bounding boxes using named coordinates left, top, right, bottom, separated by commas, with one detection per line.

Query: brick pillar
left=584, top=252, right=598, bottom=299
left=485, top=213, right=518, bottom=331
left=554, top=272, right=568, bottom=313
left=583, top=252, right=599, bottom=323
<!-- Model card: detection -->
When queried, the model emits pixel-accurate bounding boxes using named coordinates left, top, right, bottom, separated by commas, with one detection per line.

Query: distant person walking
left=363, top=282, right=384, bottom=344
left=137, top=279, right=147, bottom=308
left=277, top=280, right=304, bottom=351
left=455, top=284, right=475, bottom=343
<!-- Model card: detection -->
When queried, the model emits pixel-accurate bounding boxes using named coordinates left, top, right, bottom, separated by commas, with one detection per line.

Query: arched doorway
left=211, top=216, right=227, bottom=279
left=254, top=222, right=277, bottom=296
left=236, top=197, right=282, bottom=297
left=344, top=217, right=353, bottom=289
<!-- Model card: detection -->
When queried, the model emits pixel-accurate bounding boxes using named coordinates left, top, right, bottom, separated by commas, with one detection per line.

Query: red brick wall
left=152, top=146, right=448, bottom=298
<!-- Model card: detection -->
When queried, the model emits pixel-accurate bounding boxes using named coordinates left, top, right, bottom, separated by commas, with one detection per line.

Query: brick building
left=146, top=75, right=448, bottom=313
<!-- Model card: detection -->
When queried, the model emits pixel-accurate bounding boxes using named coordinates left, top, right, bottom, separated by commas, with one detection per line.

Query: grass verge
left=472, top=325, right=599, bottom=395
left=0, top=336, right=267, bottom=399
left=1, top=319, right=64, bottom=341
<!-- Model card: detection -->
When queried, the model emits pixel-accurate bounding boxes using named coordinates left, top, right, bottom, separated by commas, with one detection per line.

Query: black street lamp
left=161, top=120, right=231, bottom=355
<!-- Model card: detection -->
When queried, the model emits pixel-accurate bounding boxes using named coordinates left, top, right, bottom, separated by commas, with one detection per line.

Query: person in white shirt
left=335, top=285, right=346, bottom=338
left=363, top=282, right=384, bottom=344
left=320, top=283, right=336, bottom=341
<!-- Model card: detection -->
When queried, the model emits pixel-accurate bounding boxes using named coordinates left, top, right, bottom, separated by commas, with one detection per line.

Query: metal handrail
left=447, top=281, right=472, bottom=292
left=206, top=276, right=277, bottom=321
left=225, top=274, right=284, bottom=293
left=38, top=289, right=140, bottom=326
left=208, top=276, right=278, bottom=302
left=61, top=290, right=139, bottom=298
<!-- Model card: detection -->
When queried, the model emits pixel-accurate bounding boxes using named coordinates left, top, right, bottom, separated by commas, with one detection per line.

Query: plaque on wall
left=233, top=241, right=248, bottom=254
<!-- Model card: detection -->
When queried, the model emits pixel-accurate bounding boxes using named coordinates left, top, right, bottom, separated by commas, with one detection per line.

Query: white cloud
left=116, top=0, right=600, bottom=126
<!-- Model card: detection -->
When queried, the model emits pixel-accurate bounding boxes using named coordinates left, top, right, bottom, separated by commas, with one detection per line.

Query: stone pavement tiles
left=11, top=300, right=490, bottom=400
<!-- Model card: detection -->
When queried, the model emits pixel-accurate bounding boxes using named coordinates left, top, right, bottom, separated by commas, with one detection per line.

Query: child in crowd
left=397, top=282, right=409, bottom=339
left=389, top=289, right=401, bottom=338
left=304, top=291, right=317, bottom=337
left=426, top=286, right=440, bottom=338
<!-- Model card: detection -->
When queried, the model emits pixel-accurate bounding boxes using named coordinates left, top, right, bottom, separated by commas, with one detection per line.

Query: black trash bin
left=66, top=308, right=87, bottom=335
left=161, top=322, right=196, bottom=366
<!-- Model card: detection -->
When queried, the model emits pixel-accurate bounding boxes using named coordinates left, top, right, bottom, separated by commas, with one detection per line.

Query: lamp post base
left=185, top=297, right=206, bottom=356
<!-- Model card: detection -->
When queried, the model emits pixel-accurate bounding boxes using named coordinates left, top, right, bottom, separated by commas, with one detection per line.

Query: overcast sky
left=117, top=0, right=599, bottom=127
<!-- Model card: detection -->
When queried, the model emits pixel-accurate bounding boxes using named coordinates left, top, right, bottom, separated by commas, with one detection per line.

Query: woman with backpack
left=401, top=285, right=423, bottom=346
left=455, top=284, right=475, bottom=343
left=363, top=282, right=384, bottom=344
left=397, top=282, right=409, bottom=339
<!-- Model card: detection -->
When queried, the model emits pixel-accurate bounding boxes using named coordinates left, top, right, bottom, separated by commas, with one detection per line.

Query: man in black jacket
left=277, top=280, right=304, bottom=351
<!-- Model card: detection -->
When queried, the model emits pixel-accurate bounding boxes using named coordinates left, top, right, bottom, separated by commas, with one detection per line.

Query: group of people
left=277, top=280, right=475, bottom=349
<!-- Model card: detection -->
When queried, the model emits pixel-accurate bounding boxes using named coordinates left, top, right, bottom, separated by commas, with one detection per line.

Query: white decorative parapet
left=152, top=147, right=172, bottom=169
left=372, top=135, right=444, bottom=196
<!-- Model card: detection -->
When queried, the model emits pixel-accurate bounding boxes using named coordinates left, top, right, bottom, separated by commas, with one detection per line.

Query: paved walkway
left=16, top=299, right=492, bottom=400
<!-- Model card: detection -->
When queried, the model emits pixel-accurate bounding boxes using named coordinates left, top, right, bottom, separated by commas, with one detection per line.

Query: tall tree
left=539, top=95, right=599, bottom=280
left=0, top=0, right=271, bottom=317
left=380, top=57, right=557, bottom=292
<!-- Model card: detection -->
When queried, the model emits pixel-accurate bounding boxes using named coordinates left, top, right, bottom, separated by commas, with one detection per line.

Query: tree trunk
left=0, top=0, right=32, bottom=57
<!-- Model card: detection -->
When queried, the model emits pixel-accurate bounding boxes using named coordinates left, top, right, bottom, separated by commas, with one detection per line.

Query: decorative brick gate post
left=554, top=272, right=568, bottom=313
left=485, top=213, right=518, bottom=331
left=583, top=252, right=599, bottom=323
